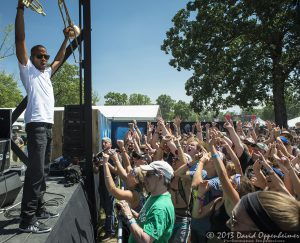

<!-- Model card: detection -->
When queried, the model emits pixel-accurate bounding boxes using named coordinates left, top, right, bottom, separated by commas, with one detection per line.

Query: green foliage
left=52, top=63, right=80, bottom=106
left=173, top=100, right=199, bottom=121
left=162, top=0, right=300, bottom=127
left=0, top=71, right=23, bottom=107
left=104, top=92, right=151, bottom=105
left=92, top=91, right=100, bottom=105
left=52, top=63, right=99, bottom=106
left=0, top=24, right=14, bottom=60
left=128, top=93, right=152, bottom=105
left=199, top=110, right=225, bottom=122
left=156, top=94, right=176, bottom=121
left=241, top=87, right=300, bottom=121
left=104, top=92, right=128, bottom=105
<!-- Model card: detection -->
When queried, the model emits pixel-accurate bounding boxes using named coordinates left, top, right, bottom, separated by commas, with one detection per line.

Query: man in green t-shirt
left=117, top=161, right=175, bottom=243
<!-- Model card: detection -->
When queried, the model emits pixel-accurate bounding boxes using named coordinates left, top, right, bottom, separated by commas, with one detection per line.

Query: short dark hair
left=31, top=45, right=46, bottom=56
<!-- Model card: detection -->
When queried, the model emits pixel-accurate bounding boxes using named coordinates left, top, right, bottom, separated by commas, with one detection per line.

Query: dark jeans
left=99, top=170, right=117, bottom=234
left=20, top=123, right=52, bottom=225
left=169, top=215, right=191, bottom=243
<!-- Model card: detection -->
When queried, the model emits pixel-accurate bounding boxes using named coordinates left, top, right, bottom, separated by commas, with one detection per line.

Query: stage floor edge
left=0, top=176, right=96, bottom=243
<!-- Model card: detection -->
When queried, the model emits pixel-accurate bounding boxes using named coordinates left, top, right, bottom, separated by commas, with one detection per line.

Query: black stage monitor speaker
left=0, top=139, right=10, bottom=172
left=0, top=109, right=12, bottom=139
left=63, top=105, right=85, bottom=161
left=0, top=171, right=22, bottom=208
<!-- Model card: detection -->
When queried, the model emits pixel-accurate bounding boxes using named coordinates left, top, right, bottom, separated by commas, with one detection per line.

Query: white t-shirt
left=19, top=60, right=54, bottom=124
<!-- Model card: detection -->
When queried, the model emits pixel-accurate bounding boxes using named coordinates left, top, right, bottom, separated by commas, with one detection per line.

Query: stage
left=0, top=173, right=99, bottom=243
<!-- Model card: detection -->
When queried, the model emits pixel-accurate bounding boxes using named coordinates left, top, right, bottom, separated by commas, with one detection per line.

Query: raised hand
left=117, top=140, right=124, bottom=148
left=195, top=121, right=203, bottom=132
left=128, top=122, right=134, bottom=131
left=195, top=152, right=204, bottom=161
left=173, top=116, right=182, bottom=127
left=266, top=120, right=272, bottom=131
left=157, top=117, right=165, bottom=129
left=147, top=121, right=153, bottom=132
left=236, top=121, right=242, bottom=131
left=205, top=123, right=210, bottom=130
left=107, top=149, right=118, bottom=163
left=253, top=159, right=263, bottom=172
left=223, top=119, right=233, bottom=130
left=102, top=153, right=109, bottom=163
left=212, top=121, right=218, bottom=128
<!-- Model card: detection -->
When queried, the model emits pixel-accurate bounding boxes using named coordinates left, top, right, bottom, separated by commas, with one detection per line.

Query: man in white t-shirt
left=15, top=0, right=72, bottom=233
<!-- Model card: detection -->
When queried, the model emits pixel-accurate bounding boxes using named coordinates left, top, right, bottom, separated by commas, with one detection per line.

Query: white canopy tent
left=255, top=117, right=266, bottom=126
left=95, top=105, right=161, bottom=122
left=288, top=117, right=300, bottom=128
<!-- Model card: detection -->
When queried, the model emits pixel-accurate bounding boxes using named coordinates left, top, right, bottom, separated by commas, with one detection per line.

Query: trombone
left=22, top=0, right=46, bottom=16
left=58, top=0, right=81, bottom=63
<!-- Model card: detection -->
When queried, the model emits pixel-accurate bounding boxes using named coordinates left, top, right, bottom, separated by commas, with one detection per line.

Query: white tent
left=255, top=117, right=266, bottom=126
left=288, top=117, right=300, bottom=128
left=95, top=105, right=161, bottom=122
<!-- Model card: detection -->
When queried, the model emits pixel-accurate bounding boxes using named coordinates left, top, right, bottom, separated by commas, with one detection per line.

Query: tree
left=104, top=92, right=128, bottom=105
left=92, top=91, right=100, bottom=106
left=52, top=63, right=99, bottom=106
left=173, top=100, right=199, bottom=121
left=0, top=71, right=23, bottom=107
left=129, top=93, right=151, bottom=105
left=252, top=87, right=300, bottom=121
left=52, top=63, right=80, bottom=106
left=156, top=94, right=175, bottom=121
left=162, top=1, right=300, bottom=128
left=0, top=24, right=14, bottom=61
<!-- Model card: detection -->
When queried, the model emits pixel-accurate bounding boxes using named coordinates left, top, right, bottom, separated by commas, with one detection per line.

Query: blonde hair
left=185, top=137, right=208, bottom=152
left=226, top=162, right=236, bottom=176
left=258, top=191, right=300, bottom=231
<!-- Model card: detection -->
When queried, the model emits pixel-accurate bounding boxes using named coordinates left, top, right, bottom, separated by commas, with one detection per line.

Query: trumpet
left=22, top=0, right=46, bottom=16
left=58, top=0, right=81, bottom=39
left=58, top=0, right=81, bottom=63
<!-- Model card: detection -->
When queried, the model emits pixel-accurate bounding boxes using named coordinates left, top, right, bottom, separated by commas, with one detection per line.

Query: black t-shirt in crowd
left=239, top=148, right=254, bottom=173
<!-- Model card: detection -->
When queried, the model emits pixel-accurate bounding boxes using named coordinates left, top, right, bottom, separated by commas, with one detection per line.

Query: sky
left=0, top=0, right=193, bottom=105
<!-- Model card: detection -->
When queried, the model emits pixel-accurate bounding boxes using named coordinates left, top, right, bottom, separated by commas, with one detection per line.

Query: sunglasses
left=145, top=171, right=159, bottom=178
left=35, top=54, right=50, bottom=60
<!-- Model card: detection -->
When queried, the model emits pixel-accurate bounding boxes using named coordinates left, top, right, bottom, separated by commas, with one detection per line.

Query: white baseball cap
left=140, top=161, right=174, bottom=180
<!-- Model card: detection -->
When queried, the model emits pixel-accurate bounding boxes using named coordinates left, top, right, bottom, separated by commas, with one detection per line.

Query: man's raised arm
left=50, top=28, right=70, bottom=73
left=15, top=1, right=28, bottom=65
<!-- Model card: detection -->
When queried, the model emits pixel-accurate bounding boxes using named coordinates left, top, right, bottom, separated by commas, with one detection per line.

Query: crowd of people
left=12, top=1, right=300, bottom=241
left=94, top=118, right=300, bottom=243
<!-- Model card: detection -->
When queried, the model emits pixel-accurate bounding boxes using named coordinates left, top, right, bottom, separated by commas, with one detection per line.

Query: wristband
left=212, top=153, right=220, bottom=159
left=127, top=218, right=137, bottom=226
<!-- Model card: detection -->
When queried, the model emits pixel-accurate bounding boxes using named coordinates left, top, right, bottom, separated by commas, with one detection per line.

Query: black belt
left=26, top=122, right=53, bottom=129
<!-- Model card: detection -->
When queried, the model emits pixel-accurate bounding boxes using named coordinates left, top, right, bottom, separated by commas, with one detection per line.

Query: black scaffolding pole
left=81, top=0, right=97, bottom=239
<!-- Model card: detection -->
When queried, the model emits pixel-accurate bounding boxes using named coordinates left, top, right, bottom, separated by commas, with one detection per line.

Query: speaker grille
left=63, top=105, right=85, bottom=161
